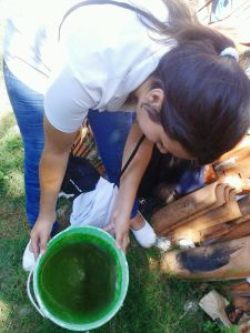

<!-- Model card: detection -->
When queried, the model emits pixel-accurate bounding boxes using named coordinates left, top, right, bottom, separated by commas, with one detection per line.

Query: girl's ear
left=147, top=88, right=164, bottom=112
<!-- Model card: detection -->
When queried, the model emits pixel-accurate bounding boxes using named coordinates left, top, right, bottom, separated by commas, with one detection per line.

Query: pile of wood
left=152, top=135, right=250, bottom=281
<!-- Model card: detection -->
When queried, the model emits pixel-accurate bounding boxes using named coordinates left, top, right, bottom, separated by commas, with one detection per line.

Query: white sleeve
left=44, top=65, right=98, bottom=133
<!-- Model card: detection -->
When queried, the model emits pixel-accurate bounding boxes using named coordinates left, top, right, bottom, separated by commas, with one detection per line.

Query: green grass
left=0, top=111, right=239, bottom=333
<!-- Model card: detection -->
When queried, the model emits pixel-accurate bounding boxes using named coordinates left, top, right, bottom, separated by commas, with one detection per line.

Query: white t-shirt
left=4, top=0, right=175, bottom=133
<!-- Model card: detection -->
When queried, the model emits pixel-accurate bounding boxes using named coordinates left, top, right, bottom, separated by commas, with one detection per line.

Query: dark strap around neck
left=119, top=134, right=145, bottom=180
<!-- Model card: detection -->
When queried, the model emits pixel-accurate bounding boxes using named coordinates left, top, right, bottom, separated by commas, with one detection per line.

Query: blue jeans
left=4, top=63, right=44, bottom=227
left=3, top=63, right=137, bottom=226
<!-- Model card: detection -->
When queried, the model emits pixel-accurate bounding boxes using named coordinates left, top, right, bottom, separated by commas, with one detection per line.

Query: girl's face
left=137, top=108, right=192, bottom=159
left=135, top=80, right=193, bottom=160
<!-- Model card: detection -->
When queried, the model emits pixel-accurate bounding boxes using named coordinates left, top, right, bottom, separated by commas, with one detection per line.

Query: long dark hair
left=153, top=26, right=250, bottom=164
left=140, top=0, right=250, bottom=164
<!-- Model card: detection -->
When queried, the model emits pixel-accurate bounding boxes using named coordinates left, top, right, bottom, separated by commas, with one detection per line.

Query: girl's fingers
left=31, top=234, right=39, bottom=259
left=116, top=231, right=129, bottom=252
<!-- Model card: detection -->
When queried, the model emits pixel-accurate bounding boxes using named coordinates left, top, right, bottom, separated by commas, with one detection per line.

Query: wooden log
left=168, top=194, right=250, bottom=244
left=200, top=195, right=250, bottom=244
left=201, top=223, right=233, bottom=245
left=152, top=182, right=233, bottom=235
left=160, top=236, right=250, bottom=281
left=217, top=220, right=250, bottom=243
left=170, top=200, right=242, bottom=243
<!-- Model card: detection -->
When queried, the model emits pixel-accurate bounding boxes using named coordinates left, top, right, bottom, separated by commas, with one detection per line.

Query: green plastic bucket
left=27, top=226, right=129, bottom=331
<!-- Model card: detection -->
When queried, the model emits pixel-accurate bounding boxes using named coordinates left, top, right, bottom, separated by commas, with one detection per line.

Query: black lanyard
left=119, top=134, right=145, bottom=180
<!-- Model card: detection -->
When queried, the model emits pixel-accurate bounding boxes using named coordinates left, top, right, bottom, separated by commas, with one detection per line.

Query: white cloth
left=70, top=177, right=157, bottom=248
left=4, top=0, right=175, bottom=133
left=22, top=240, right=36, bottom=272
left=70, top=177, right=118, bottom=228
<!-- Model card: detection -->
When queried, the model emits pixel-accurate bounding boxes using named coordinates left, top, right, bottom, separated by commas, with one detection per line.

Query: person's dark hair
left=139, top=0, right=250, bottom=164
left=153, top=26, right=250, bottom=164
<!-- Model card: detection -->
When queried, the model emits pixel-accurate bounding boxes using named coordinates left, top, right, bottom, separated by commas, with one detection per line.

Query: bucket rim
left=33, top=225, right=129, bottom=331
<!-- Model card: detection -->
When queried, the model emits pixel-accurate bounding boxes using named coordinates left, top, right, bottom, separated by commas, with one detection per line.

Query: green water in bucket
left=31, top=226, right=129, bottom=331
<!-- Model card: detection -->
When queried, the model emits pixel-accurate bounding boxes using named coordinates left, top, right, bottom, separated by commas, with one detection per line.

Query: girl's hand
left=30, top=216, right=54, bottom=258
left=107, top=209, right=130, bottom=252
left=115, top=219, right=130, bottom=252
left=104, top=123, right=153, bottom=252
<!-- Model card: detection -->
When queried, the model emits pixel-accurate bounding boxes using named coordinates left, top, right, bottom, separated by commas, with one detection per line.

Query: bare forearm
left=116, top=122, right=153, bottom=217
left=30, top=117, right=77, bottom=256
left=111, top=122, right=153, bottom=250
left=38, top=148, right=70, bottom=220
left=37, top=117, right=77, bottom=222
